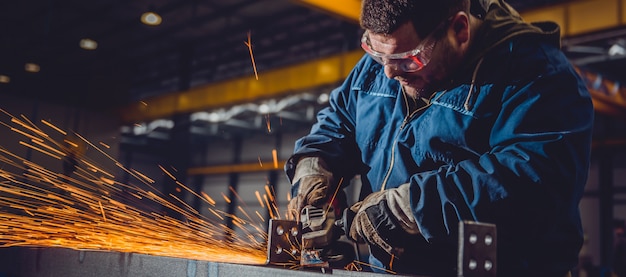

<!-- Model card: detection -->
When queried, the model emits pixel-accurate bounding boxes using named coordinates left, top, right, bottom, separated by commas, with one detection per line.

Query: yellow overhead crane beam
left=119, top=0, right=626, bottom=124
left=296, top=0, right=361, bottom=24
left=119, top=51, right=364, bottom=123
left=521, top=0, right=626, bottom=37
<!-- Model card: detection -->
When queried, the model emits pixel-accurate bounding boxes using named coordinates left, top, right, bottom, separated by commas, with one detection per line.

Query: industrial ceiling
left=0, top=0, right=363, bottom=109
left=1, top=0, right=625, bottom=143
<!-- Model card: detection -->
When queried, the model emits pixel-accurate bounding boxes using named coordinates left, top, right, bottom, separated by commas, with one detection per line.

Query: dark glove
left=287, top=157, right=334, bottom=220
left=348, top=183, right=420, bottom=257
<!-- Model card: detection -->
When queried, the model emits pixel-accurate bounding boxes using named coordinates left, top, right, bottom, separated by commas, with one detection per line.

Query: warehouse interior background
left=1, top=0, right=626, bottom=275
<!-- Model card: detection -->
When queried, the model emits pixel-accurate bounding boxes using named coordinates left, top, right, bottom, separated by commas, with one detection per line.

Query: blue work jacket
left=286, top=30, right=594, bottom=276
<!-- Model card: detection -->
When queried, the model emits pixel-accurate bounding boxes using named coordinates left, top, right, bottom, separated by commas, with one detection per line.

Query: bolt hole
left=484, top=234, right=493, bottom=246
left=468, top=259, right=477, bottom=270
left=290, top=226, right=298, bottom=237
left=276, top=225, right=284, bottom=235
left=469, top=233, right=477, bottom=244
left=484, top=259, right=493, bottom=271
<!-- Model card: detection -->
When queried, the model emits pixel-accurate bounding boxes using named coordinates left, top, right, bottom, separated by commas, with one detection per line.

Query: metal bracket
left=457, top=221, right=497, bottom=277
left=266, top=219, right=302, bottom=266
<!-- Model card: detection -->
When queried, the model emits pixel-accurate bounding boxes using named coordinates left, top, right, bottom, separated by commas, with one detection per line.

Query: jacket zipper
left=379, top=88, right=444, bottom=191
left=380, top=126, right=400, bottom=191
left=379, top=57, right=482, bottom=190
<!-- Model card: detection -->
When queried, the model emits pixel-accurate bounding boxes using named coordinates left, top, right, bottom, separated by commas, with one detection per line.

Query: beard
left=397, top=38, right=459, bottom=99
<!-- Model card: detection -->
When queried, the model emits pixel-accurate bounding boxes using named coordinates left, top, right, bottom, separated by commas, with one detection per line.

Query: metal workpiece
left=0, top=220, right=494, bottom=277
left=0, top=247, right=403, bottom=277
left=266, top=219, right=302, bottom=266
left=457, top=221, right=497, bottom=277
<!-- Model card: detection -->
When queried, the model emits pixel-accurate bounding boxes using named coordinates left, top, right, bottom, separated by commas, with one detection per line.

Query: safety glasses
left=361, top=30, right=436, bottom=72
left=361, top=20, right=449, bottom=72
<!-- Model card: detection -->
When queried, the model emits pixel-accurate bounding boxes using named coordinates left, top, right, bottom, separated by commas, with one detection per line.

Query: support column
left=190, top=141, right=209, bottom=213
left=598, top=114, right=615, bottom=268
left=162, top=114, right=191, bottom=220
left=225, top=136, right=243, bottom=240
left=160, top=44, right=195, bottom=219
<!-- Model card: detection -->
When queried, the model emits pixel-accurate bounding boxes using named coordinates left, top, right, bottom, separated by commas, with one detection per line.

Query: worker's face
left=365, top=16, right=467, bottom=98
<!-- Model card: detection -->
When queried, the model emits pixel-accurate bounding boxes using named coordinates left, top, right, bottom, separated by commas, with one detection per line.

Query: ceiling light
left=608, top=43, right=626, bottom=56
left=258, top=104, right=270, bottom=114
left=79, top=38, right=98, bottom=50
left=25, top=63, right=40, bottom=73
left=208, top=112, right=220, bottom=122
left=141, top=12, right=162, bottom=26
left=317, top=93, right=329, bottom=104
left=0, top=75, right=10, bottom=83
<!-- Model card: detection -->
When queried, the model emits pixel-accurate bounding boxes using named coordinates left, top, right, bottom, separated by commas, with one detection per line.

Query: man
left=285, top=0, right=594, bottom=276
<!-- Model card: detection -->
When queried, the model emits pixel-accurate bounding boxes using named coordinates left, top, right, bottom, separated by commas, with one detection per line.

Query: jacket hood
left=467, top=0, right=561, bottom=65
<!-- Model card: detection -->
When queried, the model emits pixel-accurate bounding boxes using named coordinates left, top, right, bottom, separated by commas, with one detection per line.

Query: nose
left=384, top=64, right=402, bottom=80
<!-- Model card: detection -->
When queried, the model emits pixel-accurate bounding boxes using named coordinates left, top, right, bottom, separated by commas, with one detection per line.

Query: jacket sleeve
left=284, top=55, right=370, bottom=184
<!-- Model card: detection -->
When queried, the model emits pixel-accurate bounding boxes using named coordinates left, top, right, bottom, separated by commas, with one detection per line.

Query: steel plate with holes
left=266, top=219, right=302, bottom=266
left=457, top=220, right=497, bottom=277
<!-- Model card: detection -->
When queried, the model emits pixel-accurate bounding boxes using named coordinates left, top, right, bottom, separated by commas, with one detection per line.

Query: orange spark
left=131, top=169, right=155, bottom=184
left=244, top=31, right=259, bottom=80
left=255, top=191, right=264, bottom=208
left=325, top=178, right=344, bottom=218
left=31, top=138, right=67, bottom=157
left=264, top=185, right=275, bottom=203
left=349, top=260, right=396, bottom=274
left=201, top=191, right=216, bottom=206
left=40, top=119, right=67, bottom=136
left=19, top=141, right=62, bottom=160
left=63, top=139, right=79, bottom=148
left=99, top=142, right=110, bottom=149
left=82, top=160, right=114, bottom=178
left=255, top=211, right=265, bottom=222
left=344, top=261, right=363, bottom=271
left=272, top=149, right=278, bottom=169
left=11, top=117, right=48, bottom=138
left=158, top=165, right=177, bottom=180
left=263, top=194, right=274, bottom=219
left=222, top=192, right=231, bottom=204
left=237, top=206, right=255, bottom=225
left=208, top=208, right=224, bottom=220
left=98, top=201, right=107, bottom=222
left=0, top=112, right=270, bottom=266
left=8, top=127, right=41, bottom=142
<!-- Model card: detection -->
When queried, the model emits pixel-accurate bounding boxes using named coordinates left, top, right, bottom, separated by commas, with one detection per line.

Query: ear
left=449, top=12, right=470, bottom=45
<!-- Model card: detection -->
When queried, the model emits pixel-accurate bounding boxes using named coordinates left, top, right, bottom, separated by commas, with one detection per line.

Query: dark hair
left=360, top=0, right=468, bottom=38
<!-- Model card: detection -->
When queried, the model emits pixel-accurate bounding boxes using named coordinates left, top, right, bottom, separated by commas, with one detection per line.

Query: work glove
left=287, top=157, right=334, bottom=220
left=349, top=183, right=420, bottom=257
